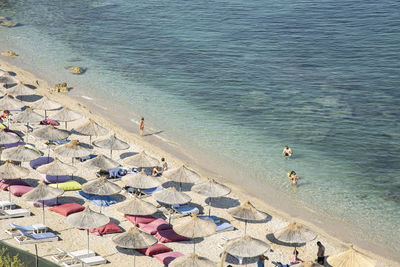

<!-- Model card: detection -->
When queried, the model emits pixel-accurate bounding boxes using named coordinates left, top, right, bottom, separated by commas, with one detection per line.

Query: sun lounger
left=51, top=248, right=95, bottom=264
left=127, top=186, right=162, bottom=198
left=5, top=223, right=35, bottom=236
left=60, top=256, right=107, bottom=267
left=76, top=190, right=117, bottom=207
left=216, top=222, right=235, bottom=232
left=96, top=167, right=128, bottom=179
left=76, top=154, right=97, bottom=162
left=0, top=179, right=29, bottom=191
left=48, top=139, right=70, bottom=146
left=154, top=251, right=184, bottom=266
left=0, top=208, right=30, bottom=219
left=0, top=200, right=16, bottom=210
left=14, top=230, right=58, bottom=244
left=198, top=215, right=221, bottom=224
left=30, top=156, right=54, bottom=169
left=138, top=218, right=172, bottom=235
left=155, top=228, right=190, bottom=243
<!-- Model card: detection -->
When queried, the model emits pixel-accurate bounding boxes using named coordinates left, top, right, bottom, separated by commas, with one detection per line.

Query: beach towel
left=0, top=179, right=29, bottom=191
left=76, top=154, right=97, bottom=162
left=49, top=180, right=81, bottom=191
left=50, top=203, right=85, bottom=216
left=40, top=174, right=71, bottom=184
left=48, top=139, right=70, bottom=145
left=40, top=118, right=59, bottom=126
left=76, top=191, right=117, bottom=207
left=9, top=185, right=33, bottom=197
left=153, top=251, right=184, bottom=266
left=125, top=214, right=157, bottom=226
left=155, top=229, right=190, bottom=243
left=138, top=218, right=172, bottom=235
left=3, top=141, right=25, bottom=149
left=136, top=243, right=172, bottom=256
left=30, top=157, right=54, bottom=169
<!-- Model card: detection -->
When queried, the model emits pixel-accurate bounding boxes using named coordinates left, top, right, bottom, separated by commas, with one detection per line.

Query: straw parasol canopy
left=13, top=108, right=43, bottom=124
left=123, top=150, right=159, bottom=168
left=0, top=94, right=25, bottom=110
left=81, top=154, right=120, bottom=170
left=32, top=125, right=70, bottom=140
left=274, top=222, right=317, bottom=245
left=0, top=160, right=30, bottom=201
left=82, top=177, right=121, bottom=196
left=163, top=164, right=202, bottom=185
left=7, top=82, right=36, bottom=96
left=173, top=214, right=217, bottom=253
left=223, top=235, right=271, bottom=258
left=327, top=244, right=376, bottom=267
left=170, top=253, right=216, bottom=267
left=36, top=157, right=77, bottom=176
left=31, top=96, right=61, bottom=118
left=192, top=178, right=231, bottom=198
left=153, top=187, right=191, bottom=205
left=112, top=227, right=158, bottom=267
left=22, top=181, right=64, bottom=224
left=296, top=261, right=323, bottom=267
left=0, top=160, right=29, bottom=178
left=228, top=200, right=266, bottom=233
left=74, top=119, right=108, bottom=144
left=92, top=134, right=129, bottom=157
left=116, top=194, right=158, bottom=216
left=122, top=170, right=161, bottom=189
left=52, top=108, right=82, bottom=129
left=53, top=140, right=90, bottom=160
left=0, top=129, right=20, bottom=144
left=66, top=205, right=110, bottom=254
left=2, top=145, right=42, bottom=162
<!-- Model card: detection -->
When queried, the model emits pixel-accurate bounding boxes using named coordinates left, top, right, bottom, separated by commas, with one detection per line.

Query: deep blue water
left=1, top=0, right=400, bottom=253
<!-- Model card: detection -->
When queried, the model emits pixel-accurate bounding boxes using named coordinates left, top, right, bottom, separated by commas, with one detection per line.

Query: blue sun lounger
left=76, top=191, right=117, bottom=207
left=14, top=230, right=58, bottom=244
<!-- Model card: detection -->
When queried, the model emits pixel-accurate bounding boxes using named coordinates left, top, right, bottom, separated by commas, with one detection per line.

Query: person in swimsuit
left=161, top=157, right=168, bottom=171
left=139, top=117, right=144, bottom=136
left=317, top=241, right=325, bottom=264
left=290, top=249, right=303, bottom=265
left=282, top=145, right=293, bottom=158
left=289, top=171, right=299, bottom=185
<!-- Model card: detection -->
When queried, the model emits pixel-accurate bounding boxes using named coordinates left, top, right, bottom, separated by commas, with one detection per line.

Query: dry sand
left=0, top=59, right=398, bottom=267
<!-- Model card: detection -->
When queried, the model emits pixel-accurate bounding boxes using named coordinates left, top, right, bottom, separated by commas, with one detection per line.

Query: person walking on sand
left=316, top=241, right=325, bottom=264
left=257, top=255, right=269, bottom=267
left=290, top=249, right=303, bottom=265
left=139, top=117, right=144, bottom=136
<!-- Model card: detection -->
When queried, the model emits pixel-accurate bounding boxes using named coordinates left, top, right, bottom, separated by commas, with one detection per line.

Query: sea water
left=1, top=0, right=399, bottom=257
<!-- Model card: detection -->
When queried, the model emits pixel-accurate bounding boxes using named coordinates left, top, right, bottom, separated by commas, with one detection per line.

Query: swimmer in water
left=282, top=145, right=293, bottom=159
left=288, top=171, right=299, bottom=185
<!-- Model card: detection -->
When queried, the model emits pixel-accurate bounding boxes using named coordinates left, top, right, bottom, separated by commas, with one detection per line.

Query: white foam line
left=81, top=95, right=93, bottom=100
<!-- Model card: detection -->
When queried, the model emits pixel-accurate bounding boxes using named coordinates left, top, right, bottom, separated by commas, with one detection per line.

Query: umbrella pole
left=87, top=230, right=90, bottom=255
left=8, top=190, right=11, bottom=202
left=65, top=121, right=67, bottom=129
left=110, top=149, right=112, bottom=159
left=244, top=220, right=247, bottom=234
left=134, top=254, right=136, bottom=267
left=100, top=195, right=103, bottom=214
left=193, top=239, right=196, bottom=254
left=56, top=175, right=59, bottom=204
left=42, top=204, right=45, bottom=225
left=44, top=110, right=47, bottom=119
left=209, top=198, right=212, bottom=216
left=89, top=135, right=92, bottom=145
left=47, top=145, right=50, bottom=163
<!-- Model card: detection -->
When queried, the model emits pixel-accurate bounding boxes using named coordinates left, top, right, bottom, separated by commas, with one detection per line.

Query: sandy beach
left=0, top=58, right=399, bottom=267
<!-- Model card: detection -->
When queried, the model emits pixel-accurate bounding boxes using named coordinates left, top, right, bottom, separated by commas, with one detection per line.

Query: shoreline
left=0, top=57, right=399, bottom=266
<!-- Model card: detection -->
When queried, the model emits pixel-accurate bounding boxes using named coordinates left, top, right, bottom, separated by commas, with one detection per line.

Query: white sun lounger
left=5, top=223, right=46, bottom=236
left=61, top=256, right=107, bottom=267
left=51, top=248, right=95, bottom=264
left=0, top=200, right=16, bottom=210
left=14, top=230, right=58, bottom=244
left=0, top=208, right=30, bottom=219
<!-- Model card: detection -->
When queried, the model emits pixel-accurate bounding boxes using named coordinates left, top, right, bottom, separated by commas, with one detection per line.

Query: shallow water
left=1, top=0, right=399, bottom=255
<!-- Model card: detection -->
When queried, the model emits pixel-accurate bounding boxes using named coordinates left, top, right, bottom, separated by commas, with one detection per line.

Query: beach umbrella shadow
left=162, top=181, right=193, bottom=192
left=223, top=254, right=258, bottom=265
left=235, top=212, right=272, bottom=224
left=119, top=151, right=138, bottom=160
left=206, top=196, right=240, bottom=209
left=265, top=233, right=306, bottom=248
left=58, top=196, right=85, bottom=205
left=70, top=175, right=89, bottom=185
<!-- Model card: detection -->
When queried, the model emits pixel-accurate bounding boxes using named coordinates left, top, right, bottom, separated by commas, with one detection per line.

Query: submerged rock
left=1, top=51, right=18, bottom=57
left=49, top=82, right=69, bottom=93
left=0, top=21, right=19, bottom=27
left=65, top=66, right=86, bottom=75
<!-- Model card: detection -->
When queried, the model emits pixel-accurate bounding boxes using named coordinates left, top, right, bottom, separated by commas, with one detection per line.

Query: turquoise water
left=1, top=0, right=400, bottom=256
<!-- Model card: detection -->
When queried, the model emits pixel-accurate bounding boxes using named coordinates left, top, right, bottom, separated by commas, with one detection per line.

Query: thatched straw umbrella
left=2, top=145, right=42, bottom=162
left=170, top=253, right=216, bottom=267
left=81, top=154, right=120, bottom=170
left=327, top=244, right=376, bottom=267
left=163, top=164, right=201, bottom=190
left=153, top=187, right=191, bottom=205
left=52, top=108, right=82, bottom=129
left=31, top=96, right=61, bottom=118
left=116, top=195, right=158, bottom=217
left=36, top=157, right=77, bottom=191
left=192, top=178, right=231, bottom=216
left=219, top=235, right=270, bottom=267
left=92, top=134, right=129, bottom=158
left=296, top=261, right=323, bottom=267
left=173, top=214, right=217, bottom=253
left=66, top=205, right=110, bottom=255
left=7, top=82, right=36, bottom=96
left=123, top=150, right=159, bottom=168
left=0, top=160, right=29, bottom=201
left=13, top=108, right=43, bottom=133
left=122, top=169, right=161, bottom=190
left=82, top=177, right=121, bottom=213
left=22, top=181, right=64, bottom=224
left=0, top=129, right=20, bottom=144
left=0, top=74, right=18, bottom=86
left=32, top=125, right=70, bottom=140
left=0, top=94, right=25, bottom=110
left=53, top=140, right=90, bottom=164
left=273, top=222, right=317, bottom=253
left=112, top=227, right=158, bottom=267
left=74, top=119, right=108, bottom=144
left=228, top=200, right=266, bottom=234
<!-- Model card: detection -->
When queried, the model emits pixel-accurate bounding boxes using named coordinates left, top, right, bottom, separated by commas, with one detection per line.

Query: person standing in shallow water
left=139, top=117, right=144, bottom=136
left=317, top=241, right=325, bottom=264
